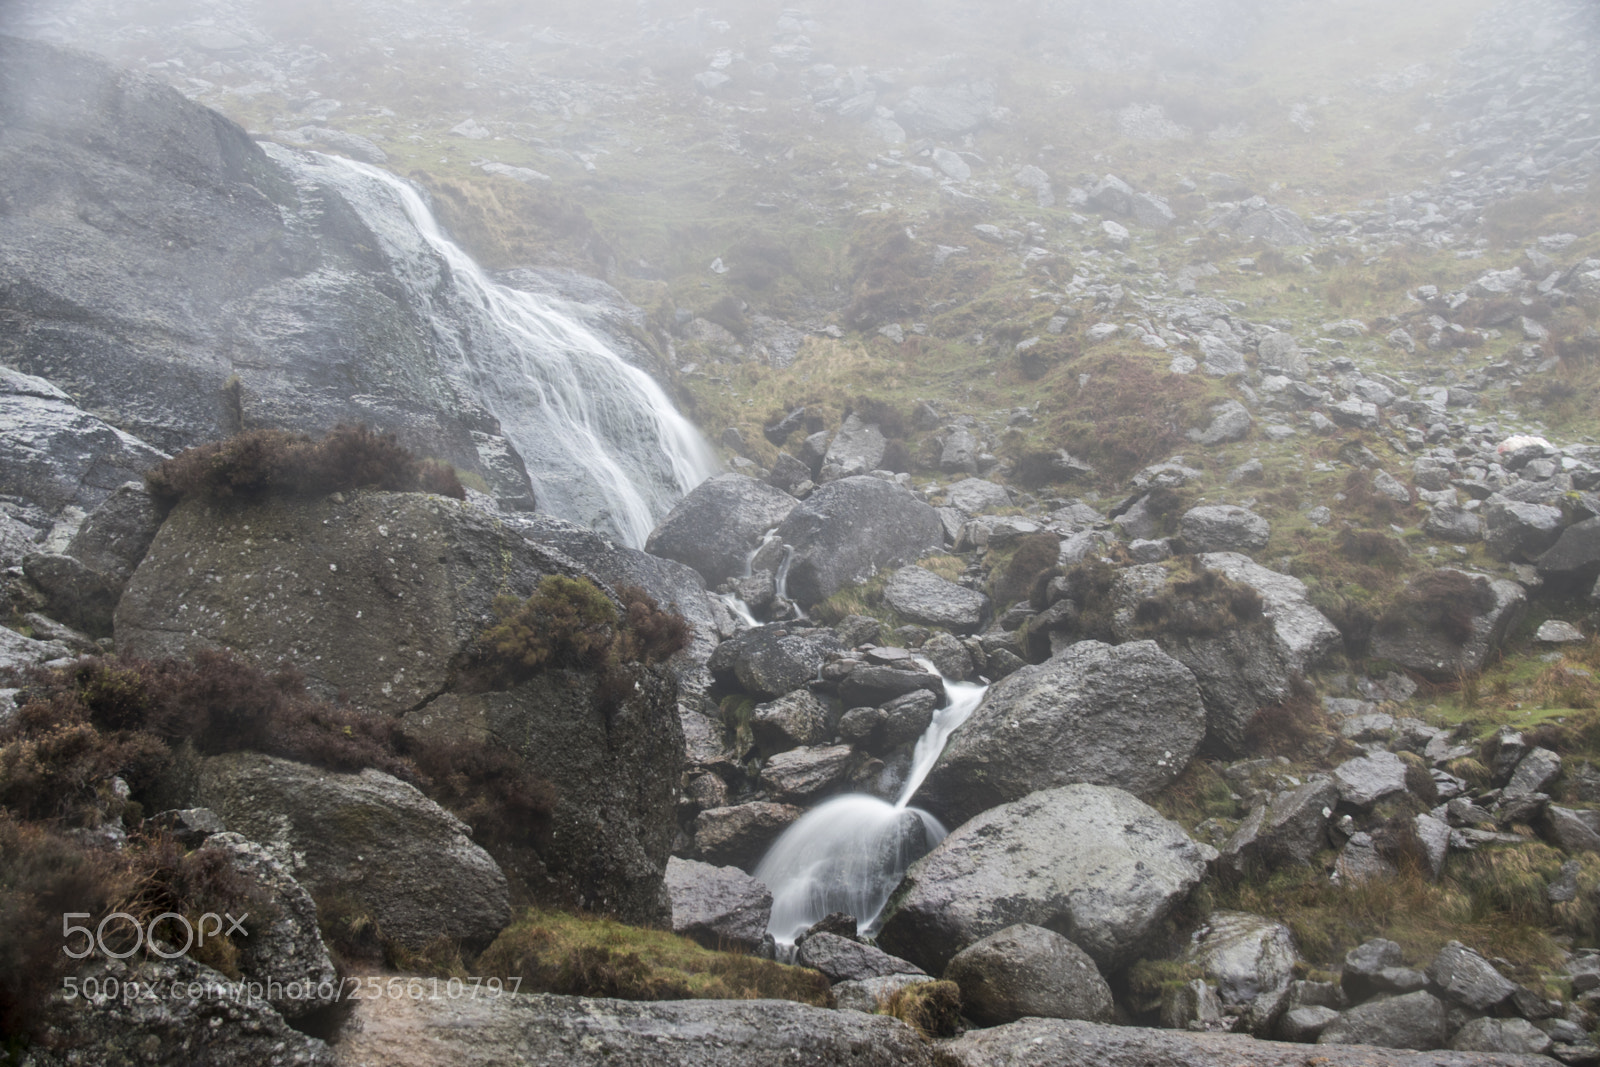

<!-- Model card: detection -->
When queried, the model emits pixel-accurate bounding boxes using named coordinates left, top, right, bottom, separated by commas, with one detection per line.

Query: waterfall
left=754, top=665, right=988, bottom=944
left=277, top=147, right=718, bottom=547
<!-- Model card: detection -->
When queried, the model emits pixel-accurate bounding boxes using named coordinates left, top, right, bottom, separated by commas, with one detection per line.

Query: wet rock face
left=878, top=784, right=1210, bottom=974
left=771, top=476, right=944, bottom=608
left=0, top=36, right=506, bottom=478
left=644, top=473, right=798, bottom=587
left=664, top=857, right=772, bottom=953
left=922, top=640, right=1206, bottom=825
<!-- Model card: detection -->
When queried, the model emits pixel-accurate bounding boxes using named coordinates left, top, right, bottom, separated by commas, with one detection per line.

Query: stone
left=332, top=991, right=934, bottom=1066
left=922, top=640, right=1206, bottom=825
left=1198, top=553, right=1342, bottom=673
left=837, top=662, right=945, bottom=708
left=1334, top=832, right=1398, bottom=885
left=1538, top=517, right=1600, bottom=581
left=795, top=931, right=925, bottom=984
left=877, top=784, right=1210, bottom=974
left=63, top=481, right=163, bottom=587
left=1181, top=505, right=1271, bottom=553
left=1536, top=620, right=1585, bottom=643
left=1427, top=941, right=1518, bottom=1012
left=1186, top=911, right=1300, bottom=1010
left=709, top=625, right=848, bottom=699
left=1334, top=751, right=1411, bottom=808
left=1317, top=991, right=1449, bottom=1050
left=1544, top=806, right=1600, bottom=853
left=198, top=832, right=338, bottom=1019
left=1209, top=197, right=1314, bottom=246
left=644, top=474, right=799, bottom=587
left=1368, top=571, right=1526, bottom=681
left=943, top=478, right=1011, bottom=514
left=195, top=753, right=510, bottom=949
left=1504, top=747, right=1562, bottom=798
left=1279, top=1005, right=1342, bottom=1043
left=759, top=744, right=855, bottom=803
left=881, top=566, right=991, bottom=634
left=1329, top=397, right=1381, bottom=430
left=1220, top=777, right=1338, bottom=873
left=664, top=856, right=772, bottom=952
left=1451, top=1018, right=1554, bottom=1056
left=1483, top=499, right=1566, bottom=562
left=832, top=974, right=939, bottom=1013
left=819, top=414, right=888, bottom=483
left=771, top=476, right=944, bottom=608
left=693, top=802, right=804, bottom=871
left=944, top=924, right=1114, bottom=1027
left=0, top=624, right=73, bottom=673
left=1424, top=506, right=1485, bottom=543
left=896, top=82, right=995, bottom=135
left=1188, top=400, right=1255, bottom=446
left=21, top=551, right=120, bottom=636
left=751, top=689, right=833, bottom=753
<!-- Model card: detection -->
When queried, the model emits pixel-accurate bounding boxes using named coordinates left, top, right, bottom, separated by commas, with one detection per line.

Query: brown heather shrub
left=1244, top=682, right=1334, bottom=759
left=1377, top=570, right=1496, bottom=647
left=1338, top=529, right=1407, bottom=569
left=884, top=980, right=962, bottom=1039
left=992, top=533, right=1062, bottom=610
left=1130, top=559, right=1265, bottom=640
left=1044, top=353, right=1212, bottom=482
left=146, top=424, right=466, bottom=509
left=1057, top=558, right=1121, bottom=642
left=476, top=577, right=690, bottom=687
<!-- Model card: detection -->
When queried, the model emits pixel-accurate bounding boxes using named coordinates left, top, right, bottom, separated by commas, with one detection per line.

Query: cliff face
left=0, top=35, right=523, bottom=495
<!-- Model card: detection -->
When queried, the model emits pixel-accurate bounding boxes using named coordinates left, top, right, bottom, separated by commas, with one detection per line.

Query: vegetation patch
left=146, top=424, right=465, bottom=509
left=990, top=532, right=1062, bottom=610
left=1127, top=557, right=1266, bottom=639
left=883, top=979, right=962, bottom=1039
left=476, top=907, right=832, bottom=1005
left=1377, top=569, right=1496, bottom=646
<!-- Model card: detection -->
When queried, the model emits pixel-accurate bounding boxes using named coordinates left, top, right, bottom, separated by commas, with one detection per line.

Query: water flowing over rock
left=923, top=640, right=1205, bottom=825
left=877, top=784, right=1210, bottom=974
left=645, top=473, right=798, bottom=586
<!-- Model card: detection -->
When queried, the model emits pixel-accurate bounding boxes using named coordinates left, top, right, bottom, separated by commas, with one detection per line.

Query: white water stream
left=754, top=665, right=988, bottom=944
left=287, top=149, right=718, bottom=547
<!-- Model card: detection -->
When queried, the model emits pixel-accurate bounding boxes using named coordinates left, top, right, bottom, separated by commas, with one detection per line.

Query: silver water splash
left=285, top=148, right=718, bottom=546
left=755, top=666, right=987, bottom=944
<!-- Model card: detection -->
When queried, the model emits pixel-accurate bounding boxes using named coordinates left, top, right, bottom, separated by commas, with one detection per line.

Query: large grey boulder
left=1333, top=750, right=1411, bottom=809
left=330, top=991, right=934, bottom=1066
left=1198, top=553, right=1342, bottom=673
left=36, top=956, right=334, bottom=1066
left=751, top=689, right=833, bottom=753
left=795, top=931, right=925, bottom=984
left=1220, top=777, right=1338, bottom=873
left=644, top=473, right=798, bottom=587
left=1427, top=941, right=1517, bottom=1012
left=195, top=753, right=510, bottom=949
left=770, top=476, right=943, bottom=607
left=1182, top=505, right=1271, bottom=553
left=198, top=832, right=338, bottom=1020
left=819, top=414, right=887, bottom=482
left=1317, top=991, right=1449, bottom=1050
left=1185, top=911, right=1300, bottom=1010
left=759, top=744, right=856, bottom=803
left=944, top=478, right=1011, bottom=514
left=0, top=624, right=73, bottom=673
left=895, top=81, right=995, bottom=135
left=943, top=924, right=1114, bottom=1027
left=1483, top=499, right=1565, bottom=562
left=881, top=565, right=990, bottom=634
left=692, top=801, right=804, bottom=871
left=1450, top=1018, right=1553, bottom=1055
left=1208, top=197, right=1314, bottom=246
left=877, top=784, right=1210, bottom=974
left=1538, top=517, right=1600, bottom=581
left=710, top=625, right=849, bottom=699
left=664, top=856, right=772, bottom=952
left=935, top=1017, right=1550, bottom=1066
left=1368, top=570, right=1526, bottom=681
left=922, top=641, right=1205, bottom=825
left=63, top=481, right=163, bottom=589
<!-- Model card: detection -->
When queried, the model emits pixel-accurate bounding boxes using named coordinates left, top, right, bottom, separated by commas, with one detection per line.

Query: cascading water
left=754, top=665, right=988, bottom=944
left=277, top=147, right=718, bottom=547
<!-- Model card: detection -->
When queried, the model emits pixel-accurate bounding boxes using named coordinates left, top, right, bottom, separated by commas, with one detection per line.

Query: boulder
left=1197, top=553, right=1342, bottom=673
left=37, top=956, right=333, bottom=1066
left=1450, top=1018, right=1553, bottom=1056
left=198, top=832, right=338, bottom=1019
left=664, top=856, right=772, bottom=952
left=1333, top=751, right=1411, bottom=808
left=1209, top=197, right=1314, bottom=246
left=1181, top=505, right=1271, bottom=553
left=881, top=566, right=991, bottom=634
left=693, top=801, right=804, bottom=871
left=759, top=744, right=856, bottom=803
left=943, top=924, right=1114, bottom=1027
left=332, top=991, right=934, bottom=1066
left=1424, top=506, right=1484, bottom=543
left=1334, top=832, right=1397, bottom=885
left=833, top=974, right=939, bottom=1013
left=795, top=932, right=925, bottom=984
left=21, top=551, right=120, bottom=636
left=1220, top=777, right=1338, bottom=873
left=195, top=753, right=510, bottom=949
left=836, top=662, right=945, bottom=708
left=1483, top=499, right=1565, bottom=562
left=0, top=624, right=73, bottom=673
left=922, top=641, right=1205, bottom=824
left=1186, top=911, right=1300, bottom=1010
left=896, top=82, right=995, bottom=135
left=1368, top=571, right=1526, bottom=681
left=877, top=784, right=1210, bottom=974
left=1427, top=941, right=1517, bottom=1012
left=936, top=1017, right=1551, bottom=1066
left=752, top=689, right=833, bottom=753
left=645, top=474, right=798, bottom=587
left=1317, top=991, right=1449, bottom=1050
left=770, top=476, right=943, bottom=607
left=710, top=625, right=848, bottom=700
left=1538, top=517, right=1600, bottom=581
left=819, top=414, right=887, bottom=482
left=63, top=481, right=163, bottom=588
left=944, top=478, right=1011, bottom=514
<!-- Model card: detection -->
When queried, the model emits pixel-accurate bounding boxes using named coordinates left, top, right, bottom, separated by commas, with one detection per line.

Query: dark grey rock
left=877, top=784, right=1210, bottom=974
left=1334, top=751, right=1411, bottom=808
left=795, top=931, right=924, bottom=983
left=1368, top=570, right=1526, bottom=681
left=1187, top=911, right=1300, bottom=1010
left=944, top=478, right=1011, bottom=514
left=923, top=640, right=1206, bottom=825
left=1334, top=832, right=1398, bottom=885
left=832, top=974, right=938, bottom=1014
left=692, top=802, right=804, bottom=871
left=759, top=744, right=855, bottom=803
left=1505, top=747, right=1563, bottom=798
left=772, top=476, right=944, bottom=608
left=1221, top=777, right=1337, bottom=873
left=22, top=551, right=120, bottom=636
left=664, top=856, right=772, bottom=952
left=1538, top=517, right=1600, bottom=581
left=1424, top=506, right=1485, bottom=543
left=881, top=565, right=990, bottom=634
left=1279, top=1006, right=1342, bottom=1043
left=944, top=923, right=1114, bottom=1027
left=195, top=753, right=510, bottom=949
left=1317, top=990, right=1449, bottom=1050
left=819, top=414, right=887, bottom=483
left=751, top=689, right=832, bottom=753
left=64, top=481, right=163, bottom=587
left=1451, top=1018, right=1553, bottom=1056
left=645, top=474, right=798, bottom=587
left=1484, top=499, right=1566, bottom=562
left=837, top=662, right=945, bottom=708
left=1427, top=941, right=1517, bottom=1012
left=1181, top=505, right=1271, bottom=553
left=1544, top=806, right=1600, bottom=853
left=1209, top=197, right=1314, bottom=246
left=710, top=625, right=848, bottom=700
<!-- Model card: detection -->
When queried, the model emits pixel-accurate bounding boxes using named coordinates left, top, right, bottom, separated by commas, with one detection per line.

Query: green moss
left=476, top=907, right=832, bottom=1005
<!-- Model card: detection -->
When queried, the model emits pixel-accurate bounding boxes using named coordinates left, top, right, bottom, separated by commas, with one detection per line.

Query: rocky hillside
left=2, top=0, right=1600, bottom=1063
